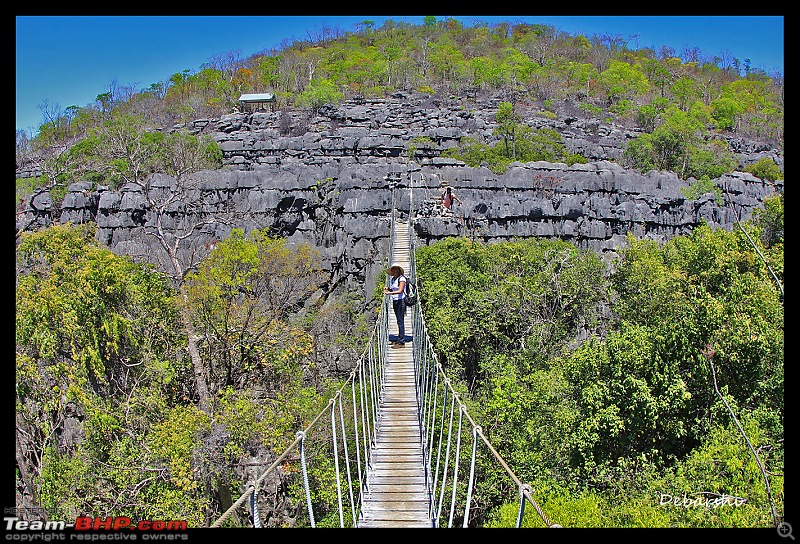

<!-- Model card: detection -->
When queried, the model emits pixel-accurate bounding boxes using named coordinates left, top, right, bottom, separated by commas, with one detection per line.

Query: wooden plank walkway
left=359, top=220, right=433, bottom=528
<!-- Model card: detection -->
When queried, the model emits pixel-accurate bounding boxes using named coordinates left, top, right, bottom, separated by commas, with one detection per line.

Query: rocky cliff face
left=17, top=92, right=783, bottom=297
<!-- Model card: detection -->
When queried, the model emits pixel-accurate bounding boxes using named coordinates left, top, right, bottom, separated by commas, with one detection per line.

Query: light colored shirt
left=389, top=275, right=406, bottom=301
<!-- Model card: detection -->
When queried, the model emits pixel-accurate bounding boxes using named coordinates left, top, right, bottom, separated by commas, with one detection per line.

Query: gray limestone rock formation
left=23, top=157, right=779, bottom=301
left=16, top=93, right=783, bottom=296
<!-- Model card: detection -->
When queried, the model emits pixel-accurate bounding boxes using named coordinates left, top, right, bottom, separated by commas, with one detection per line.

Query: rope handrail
left=211, top=379, right=355, bottom=526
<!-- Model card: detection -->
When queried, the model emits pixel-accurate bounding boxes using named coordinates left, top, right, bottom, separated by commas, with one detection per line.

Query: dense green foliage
left=184, top=228, right=323, bottom=392
left=16, top=113, right=223, bottom=226
left=15, top=224, right=347, bottom=526
left=752, top=193, right=784, bottom=250
left=415, top=214, right=783, bottom=527
left=744, top=157, right=785, bottom=181
left=15, top=201, right=784, bottom=527
left=621, top=105, right=739, bottom=179
left=16, top=224, right=200, bottom=521
left=681, top=175, right=724, bottom=203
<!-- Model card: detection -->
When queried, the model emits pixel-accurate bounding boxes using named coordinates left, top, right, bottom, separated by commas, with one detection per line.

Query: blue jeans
left=392, top=298, right=406, bottom=343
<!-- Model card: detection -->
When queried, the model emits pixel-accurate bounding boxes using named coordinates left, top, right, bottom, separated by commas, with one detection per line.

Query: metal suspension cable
left=330, top=403, right=344, bottom=528
left=337, top=394, right=357, bottom=526
left=462, top=425, right=480, bottom=527
left=250, top=485, right=261, bottom=528
left=366, top=352, right=375, bottom=449
left=425, top=368, right=440, bottom=477
left=435, top=385, right=456, bottom=524
left=210, top=400, right=329, bottom=527
left=721, top=180, right=783, bottom=300
left=350, top=377, right=365, bottom=511
left=297, top=431, right=315, bottom=527
left=448, top=406, right=465, bottom=528
left=429, top=383, right=449, bottom=522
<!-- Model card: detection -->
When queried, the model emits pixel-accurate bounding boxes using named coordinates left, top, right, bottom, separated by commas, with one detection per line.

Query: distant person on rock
left=441, top=187, right=462, bottom=211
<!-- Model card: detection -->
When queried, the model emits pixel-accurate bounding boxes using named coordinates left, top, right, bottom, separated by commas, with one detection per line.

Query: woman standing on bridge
left=383, top=264, right=407, bottom=348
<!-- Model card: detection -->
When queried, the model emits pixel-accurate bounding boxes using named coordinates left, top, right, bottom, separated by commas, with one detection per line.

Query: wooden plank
left=367, top=470, right=426, bottom=479
left=374, top=434, right=419, bottom=441
left=369, top=456, right=424, bottom=464
left=360, top=519, right=433, bottom=528
left=362, top=501, right=429, bottom=510
left=361, top=504, right=430, bottom=515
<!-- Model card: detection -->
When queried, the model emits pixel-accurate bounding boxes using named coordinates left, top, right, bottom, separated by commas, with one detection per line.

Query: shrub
left=744, top=157, right=783, bottom=181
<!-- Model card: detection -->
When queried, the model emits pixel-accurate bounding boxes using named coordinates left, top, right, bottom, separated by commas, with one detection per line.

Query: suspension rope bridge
left=210, top=174, right=561, bottom=529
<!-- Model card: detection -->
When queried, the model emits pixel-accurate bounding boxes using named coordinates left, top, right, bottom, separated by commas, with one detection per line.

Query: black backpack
left=403, top=276, right=418, bottom=306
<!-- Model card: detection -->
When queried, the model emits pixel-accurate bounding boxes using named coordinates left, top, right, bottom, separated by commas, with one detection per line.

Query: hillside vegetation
left=16, top=17, right=783, bottom=185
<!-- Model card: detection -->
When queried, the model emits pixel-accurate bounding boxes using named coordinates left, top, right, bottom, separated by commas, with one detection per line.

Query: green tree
left=71, top=113, right=227, bottom=414
left=563, top=324, right=695, bottom=482
left=429, top=42, right=468, bottom=91
left=635, top=96, right=670, bottom=132
left=623, top=105, right=715, bottom=178
left=611, top=225, right=783, bottom=444
left=642, top=58, right=673, bottom=98
left=651, top=415, right=783, bottom=527
left=16, top=223, right=335, bottom=526
left=416, top=237, right=607, bottom=469
left=561, top=61, right=598, bottom=99
left=502, top=47, right=537, bottom=89
left=16, top=224, right=191, bottom=521
left=296, top=78, right=345, bottom=111
left=418, top=213, right=783, bottom=527
left=440, top=136, right=496, bottom=169
left=597, top=59, right=650, bottom=107
left=155, top=130, right=223, bottom=179
left=751, top=192, right=784, bottom=249
left=514, top=126, right=573, bottom=163
left=681, top=175, right=723, bottom=203
left=184, top=228, right=323, bottom=392
left=469, top=55, right=510, bottom=90
left=684, top=138, right=736, bottom=181
left=495, top=101, right=519, bottom=159
left=710, top=95, right=742, bottom=131
left=70, top=113, right=160, bottom=188
left=671, top=76, right=702, bottom=111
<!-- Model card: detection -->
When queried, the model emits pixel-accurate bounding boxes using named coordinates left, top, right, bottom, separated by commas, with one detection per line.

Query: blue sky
left=15, top=15, right=784, bottom=135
